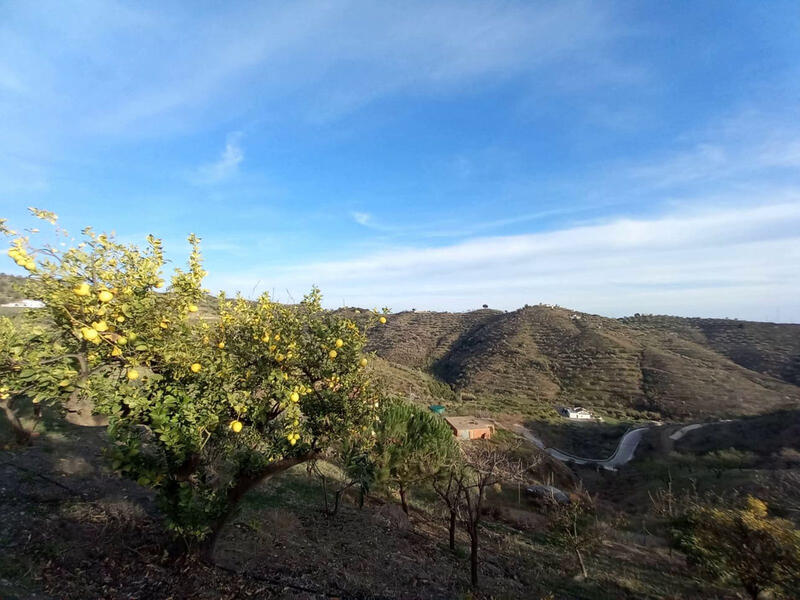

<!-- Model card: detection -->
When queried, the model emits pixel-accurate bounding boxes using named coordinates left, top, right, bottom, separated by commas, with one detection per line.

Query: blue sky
left=1, top=1, right=799, bottom=321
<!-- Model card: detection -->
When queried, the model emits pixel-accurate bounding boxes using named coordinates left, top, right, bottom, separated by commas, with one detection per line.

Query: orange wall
left=468, top=427, right=493, bottom=439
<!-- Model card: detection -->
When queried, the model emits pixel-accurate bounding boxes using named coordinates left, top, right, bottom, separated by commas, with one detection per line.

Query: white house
left=1, top=299, right=45, bottom=308
left=558, top=406, right=593, bottom=420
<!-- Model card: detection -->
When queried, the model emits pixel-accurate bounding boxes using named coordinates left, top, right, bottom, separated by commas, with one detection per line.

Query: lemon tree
left=675, top=496, right=800, bottom=599
left=1, top=209, right=384, bottom=545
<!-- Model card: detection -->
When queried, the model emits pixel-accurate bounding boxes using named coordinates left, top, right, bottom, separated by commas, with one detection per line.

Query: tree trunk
left=398, top=483, right=409, bottom=515
left=744, top=583, right=760, bottom=600
left=1, top=399, right=31, bottom=445
left=575, top=547, right=587, bottom=579
left=203, top=453, right=315, bottom=560
left=449, top=509, right=457, bottom=550
left=470, top=532, right=479, bottom=587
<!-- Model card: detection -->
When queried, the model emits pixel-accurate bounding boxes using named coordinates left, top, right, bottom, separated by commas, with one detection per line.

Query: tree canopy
left=1, top=209, right=387, bottom=543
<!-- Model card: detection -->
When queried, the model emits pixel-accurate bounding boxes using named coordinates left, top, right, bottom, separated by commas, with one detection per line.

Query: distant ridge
left=365, top=305, right=800, bottom=421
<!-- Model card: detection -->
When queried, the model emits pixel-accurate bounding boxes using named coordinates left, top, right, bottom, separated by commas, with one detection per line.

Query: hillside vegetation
left=622, top=314, right=800, bottom=386
left=367, top=305, right=800, bottom=421
left=5, top=271, right=798, bottom=422
left=0, top=273, right=25, bottom=303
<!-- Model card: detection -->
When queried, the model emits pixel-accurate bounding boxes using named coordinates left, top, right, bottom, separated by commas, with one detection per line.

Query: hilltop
left=365, top=305, right=800, bottom=422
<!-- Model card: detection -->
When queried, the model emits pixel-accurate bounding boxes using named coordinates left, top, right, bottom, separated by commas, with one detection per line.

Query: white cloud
left=209, top=201, right=800, bottom=322
left=191, top=132, right=243, bottom=184
left=351, top=211, right=371, bottom=226
left=624, top=105, right=800, bottom=191
left=0, top=1, right=625, bottom=140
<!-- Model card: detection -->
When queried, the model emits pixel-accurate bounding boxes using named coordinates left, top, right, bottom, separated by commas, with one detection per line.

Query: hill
left=366, top=305, right=800, bottom=421
left=0, top=273, right=26, bottom=304
left=4, top=272, right=798, bottom=421
left=621, top=314, right=800, bottom=386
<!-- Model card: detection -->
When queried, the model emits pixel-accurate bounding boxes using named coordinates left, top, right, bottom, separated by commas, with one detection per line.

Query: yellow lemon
left=74, top=283, right=91, bottom=296
left=128, top=332, right=138, bottom=341
left=218, top=341, right=225, bottom=349
left=111, top=347, right=123, bottom=357
left=98, top=290, right=114, bottom=302
left=379, top=316, right=387, bottom=324
left=126, top=369, right=139, bottom=380
left=230, top=420, right=243, bottom=433
left=329, top=350, right=337, bottom=359
left=335, top=338, right=344, bottom=348
left=93, top=320, right=108, bottom=332
left=82, top=327, right=99, bottom=341
left=360, top=358, right=368, bottom=367
left=116, top=315, right=125, bottom=323
left=290, top=392, right=300, bottom=403
left=190, top=363, right=202, bottom=373
left=188, top=304, right=198, bottom=313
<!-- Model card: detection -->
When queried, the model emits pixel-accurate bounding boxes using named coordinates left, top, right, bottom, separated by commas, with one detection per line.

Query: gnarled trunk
left=203, top=452, right=315, bottom=560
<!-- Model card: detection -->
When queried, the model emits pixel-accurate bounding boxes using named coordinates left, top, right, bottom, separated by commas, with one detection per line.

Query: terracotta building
left=444, top=416, right=495, bottom=440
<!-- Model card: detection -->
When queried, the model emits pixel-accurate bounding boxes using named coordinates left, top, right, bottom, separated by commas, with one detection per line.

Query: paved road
left=512, top=423, right=649, bottom=470
left=669, top=423, right=706, bottom=441
left=515, top=418, right=734, bottom=470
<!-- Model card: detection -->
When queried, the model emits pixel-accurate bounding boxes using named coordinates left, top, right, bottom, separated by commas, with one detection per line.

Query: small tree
left=548, top=494, right=602, bottom=579
left=373, top=399, right=457, bottom=514
left=432, top=459, right=464, bottom=551
left=311, top=441, right=375, bottom=517
left=457, top=442, right=524, bottom=588
left=675, top=496, right=800, bottom=599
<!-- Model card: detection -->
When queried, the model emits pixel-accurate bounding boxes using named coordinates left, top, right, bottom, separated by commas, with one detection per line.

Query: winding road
left=511, top=424, right=650, bottom=470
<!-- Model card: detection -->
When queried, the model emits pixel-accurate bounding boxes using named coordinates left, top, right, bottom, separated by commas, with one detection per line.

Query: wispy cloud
left=351, top=211, right=371, bottom=226
left=0, top=1, right=627, bottom=141
left=190, top=132, right=243, bottom=184
left=210, top=201, right=800, bottom=322
left=623, top=104, right=800, bottom=191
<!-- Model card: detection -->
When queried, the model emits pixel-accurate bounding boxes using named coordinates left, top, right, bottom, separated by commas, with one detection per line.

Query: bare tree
left=309, top=442, right=374, bottom=517
left=432, top=460, right=463, bottom=551
left=457, top=442, right=526, bottom=588
left=549, top=493, right=602, bottom=579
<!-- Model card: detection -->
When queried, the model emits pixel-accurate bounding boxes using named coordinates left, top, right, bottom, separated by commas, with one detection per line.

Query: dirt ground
left=0, top=425, right=532, bottom=600
left=0, top=421, right=740, bottom=600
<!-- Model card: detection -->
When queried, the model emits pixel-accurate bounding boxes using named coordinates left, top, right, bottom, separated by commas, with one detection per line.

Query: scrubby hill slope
left=367, top=305, right=800, bottom=421
left=0, top=273, right=26, bottom=304
left=622, top=315, right=800, bottom=386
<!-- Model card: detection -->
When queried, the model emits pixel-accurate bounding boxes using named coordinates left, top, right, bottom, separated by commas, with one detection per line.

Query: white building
left=1, top=299, right=45, bottom=308
left=558, top=406, right=593, bottom=420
